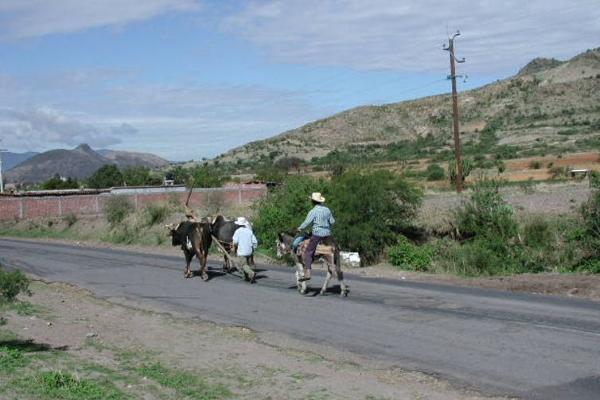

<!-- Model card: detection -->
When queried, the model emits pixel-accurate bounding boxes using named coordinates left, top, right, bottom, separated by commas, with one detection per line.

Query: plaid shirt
left=298, top=204, right=335, bottom=237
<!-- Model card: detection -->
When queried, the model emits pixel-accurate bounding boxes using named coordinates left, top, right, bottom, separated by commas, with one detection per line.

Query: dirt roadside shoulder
left=0, top=279, right=511, bottom=400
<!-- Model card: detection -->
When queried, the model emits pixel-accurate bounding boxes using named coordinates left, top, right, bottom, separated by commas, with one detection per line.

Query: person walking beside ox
left=297, top=192, right=335, bottom=281
left=232, top=217, right=258, bottom=283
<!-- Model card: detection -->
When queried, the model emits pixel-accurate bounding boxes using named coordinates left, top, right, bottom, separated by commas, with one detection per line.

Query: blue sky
left=0, top=0, right=598, bottom=161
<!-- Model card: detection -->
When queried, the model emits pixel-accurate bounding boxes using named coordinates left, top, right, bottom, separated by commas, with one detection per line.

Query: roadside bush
left=425, top=164, right=445, bottom=181
left=144, top=203, right=170, bottom=226
left=328, top=169, right=422, bottom=264
left=253, top=176, right=329, bottom=249
left=253, top=169, right=422, bottom=264
left=63, top=213, right=78, bottom=227
left=387, top=236, right=433, bottom=271
left=104, top=196, right=134, bottom=225
left=455, top=180, right=518, bottom=241
left=523, top=217, right=553, bottom=248
left=590, top=171, right=600, bottom=188
left=580, top=189, right=600, bottom=258
left=0, top=267, right=31, bottom=303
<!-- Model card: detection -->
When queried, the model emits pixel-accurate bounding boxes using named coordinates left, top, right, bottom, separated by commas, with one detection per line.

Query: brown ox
left=167, top=221, right=212, bottom=280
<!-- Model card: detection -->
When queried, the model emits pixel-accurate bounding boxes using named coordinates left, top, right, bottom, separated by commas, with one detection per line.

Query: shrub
left=144, top=203, right=170, bottom=226
left=455, top=180, right=518, bottom=241
left=448, top=158, right=474, bottom=183
left=580, top=189, right=600, bottom=258
left=590, top=171, right=600, bottom=189
left=529, top=160, right=542, bottom=169
left=523, top=217, right=553, bottom=248
left=63, top=213, right=78, bottom=227
left=425, top=164, right=445, bottom=181
left=253, top=170, right=422, bottom=265
left=387, top=236, right=433, bottom=271
left=0, top=267, right=31, bottom=303
left=104, top=196, right=134, bottom=225
left=253, top=176, right=329, bottom=249
left=549, top=166, right=567, bottom=180
left=328, top=169, right=422, bottom=264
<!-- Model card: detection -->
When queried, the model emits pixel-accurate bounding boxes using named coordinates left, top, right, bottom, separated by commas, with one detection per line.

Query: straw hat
left=235, top=217, right=250, bottom=227
left=309, top=192, right=325, bottom=203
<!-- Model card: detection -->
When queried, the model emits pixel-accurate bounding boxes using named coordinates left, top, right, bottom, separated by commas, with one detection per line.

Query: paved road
left=1, top=238, right=599, bottom=399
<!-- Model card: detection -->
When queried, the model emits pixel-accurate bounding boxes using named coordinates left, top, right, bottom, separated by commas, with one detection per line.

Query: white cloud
left=0, top=0, right=200, bottom=39
left=0, top=70, right=325, bottom=160
left=222, top=0, right=600, bottom=74
left=0, top=107, right=123, bottom=150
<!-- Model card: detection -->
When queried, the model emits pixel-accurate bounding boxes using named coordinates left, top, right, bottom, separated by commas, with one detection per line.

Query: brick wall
left=0, top=186, right=267, bottom=221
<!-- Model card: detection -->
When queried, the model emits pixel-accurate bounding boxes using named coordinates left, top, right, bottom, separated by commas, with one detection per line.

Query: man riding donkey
left=296, top=192, right=335, bottom=282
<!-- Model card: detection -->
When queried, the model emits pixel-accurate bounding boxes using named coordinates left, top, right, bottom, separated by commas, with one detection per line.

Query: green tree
left=122, top=166, right=161, bottom=186
left=87, top=165, right=123, bottom=188
left=41, top=174, right=79, bottom=190
left=253, top=176, right=329, bottom=248
left=189, top=164, right=227, bottom=187
left=165, top=166, right=190, bottom=185
left=328, top=169, right=422, bottom=264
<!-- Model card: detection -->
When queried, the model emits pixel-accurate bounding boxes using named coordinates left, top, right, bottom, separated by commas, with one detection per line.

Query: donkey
left=277, top=232, right=349, bottom=296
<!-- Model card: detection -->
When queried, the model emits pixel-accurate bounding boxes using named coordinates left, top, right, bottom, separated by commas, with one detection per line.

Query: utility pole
left=0, top=148, right=7, bottom=194
left=443, top=31, right=466, bottom=193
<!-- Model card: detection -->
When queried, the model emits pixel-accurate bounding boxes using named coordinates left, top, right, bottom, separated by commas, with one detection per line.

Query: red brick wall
left=0, top=186, right=267, bottom=221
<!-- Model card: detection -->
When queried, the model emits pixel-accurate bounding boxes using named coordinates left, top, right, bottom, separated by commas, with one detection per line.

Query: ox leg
left=223, top=253, right=231, bottom=273
left=197, top=249, right=209, bottom=281
left=184, top=250, right=193, bottom=279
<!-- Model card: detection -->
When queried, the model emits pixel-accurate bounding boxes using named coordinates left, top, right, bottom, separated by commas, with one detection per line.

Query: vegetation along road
left=1, top=238, right=599, bottom=400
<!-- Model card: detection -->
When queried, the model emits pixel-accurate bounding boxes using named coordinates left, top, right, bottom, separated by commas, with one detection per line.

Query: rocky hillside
left=5, top=144, right=169, bottom=184
left=218, top=48, right=600, bottom=166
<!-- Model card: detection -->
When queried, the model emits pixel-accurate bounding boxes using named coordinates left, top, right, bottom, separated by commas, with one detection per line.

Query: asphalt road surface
left=1, top=238, right=599, bottom=399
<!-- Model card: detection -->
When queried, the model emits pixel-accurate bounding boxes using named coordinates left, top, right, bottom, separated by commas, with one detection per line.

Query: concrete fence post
left=19, top=199, right=23, bottom=219
left=95, top=196, right=100, bottom=213
left=58, top=197, right=63, bottom=216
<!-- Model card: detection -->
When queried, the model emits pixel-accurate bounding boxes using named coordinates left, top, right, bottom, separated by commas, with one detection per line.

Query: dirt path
left=1, top=280, right=508, bottom=400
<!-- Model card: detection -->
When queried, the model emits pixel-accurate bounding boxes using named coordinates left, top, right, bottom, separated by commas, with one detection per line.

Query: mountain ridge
left=4, top=144, right=169, bottom=184
left=217, top=47, right=600, bottom=167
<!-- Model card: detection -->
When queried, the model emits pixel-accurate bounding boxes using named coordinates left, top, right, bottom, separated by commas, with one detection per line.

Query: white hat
left=309, top=192, right=325, bottom=203
left=235, top=216, right=250, bottom=227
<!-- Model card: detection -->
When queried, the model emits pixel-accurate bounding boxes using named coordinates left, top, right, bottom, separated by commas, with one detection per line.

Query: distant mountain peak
left=74, top=143, right=94, bottom=153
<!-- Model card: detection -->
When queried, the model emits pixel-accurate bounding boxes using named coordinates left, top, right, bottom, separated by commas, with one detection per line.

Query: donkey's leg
left=295, top=261, right=304, bottom=292
left=320, top=257, right=333, bottom=295
left=334, top=260, right=349, bottom=297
